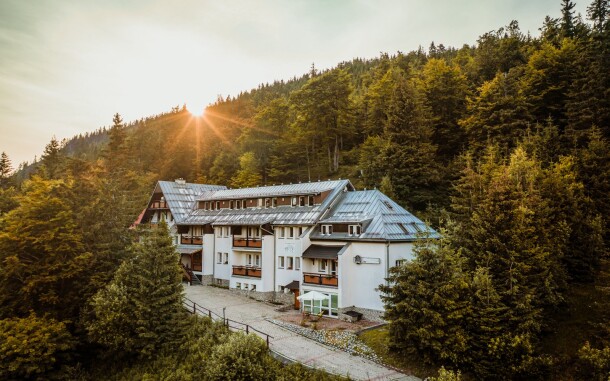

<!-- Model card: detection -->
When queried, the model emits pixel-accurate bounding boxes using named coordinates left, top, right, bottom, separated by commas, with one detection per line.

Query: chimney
left=175, top=178, right=186, bottom=185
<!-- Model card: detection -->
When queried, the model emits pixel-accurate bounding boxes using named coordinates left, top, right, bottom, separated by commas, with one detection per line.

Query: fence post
left=193, top=302, right=196, bottom=315
left=246, top=325, right=249, bottom=334
left=266, top=335, right=269, bottom=348
left=208, top=310, right=211, bottom=318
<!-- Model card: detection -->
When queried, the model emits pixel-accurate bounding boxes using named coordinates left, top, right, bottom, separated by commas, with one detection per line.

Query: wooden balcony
left=232, top=266, right=262, bottom=278
left=150, top=201, right=169, bottom=209
left=181, top=236, right=203, bottom=245
left=303, top=272, right=338, bottom=287
left=233, top=237, right=262, bottom=248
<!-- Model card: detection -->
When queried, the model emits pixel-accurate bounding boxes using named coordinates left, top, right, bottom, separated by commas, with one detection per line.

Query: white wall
left=261, top=235, right=275, bottom=292
left=275, top=227, right=303, bottom=291
left=339, top=242, right=387, bottom=311
left=202, top=233, right=215, bottom=276
left=388, top=242, right=415, bottom=268
left=213, top=229, right=232, bottom=280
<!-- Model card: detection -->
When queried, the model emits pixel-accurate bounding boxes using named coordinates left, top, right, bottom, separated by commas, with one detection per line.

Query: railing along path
left=182, top=297, right=273, bottom=348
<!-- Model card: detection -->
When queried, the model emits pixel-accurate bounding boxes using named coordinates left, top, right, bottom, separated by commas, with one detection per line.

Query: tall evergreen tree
left=86, top=222, right=187, bottom=358
left=561, top=0, right=577, bottom=38
left=0, top=152, right=12, bottom=189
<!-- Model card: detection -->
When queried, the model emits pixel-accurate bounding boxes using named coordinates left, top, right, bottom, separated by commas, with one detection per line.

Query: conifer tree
left=0, top=176, right=92, bottom=322
left=86, top=222, right=188, bottom=358
left=0, top=152, right=12, bottom=189
left=39, top=137, right=64, bottom=179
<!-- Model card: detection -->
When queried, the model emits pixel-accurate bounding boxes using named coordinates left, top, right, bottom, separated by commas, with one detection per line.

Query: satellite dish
left=354, top=255, right=362, bottom=264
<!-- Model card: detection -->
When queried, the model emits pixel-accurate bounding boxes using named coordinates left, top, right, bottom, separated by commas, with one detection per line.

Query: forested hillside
left=0, top=0, right=609, bottom=379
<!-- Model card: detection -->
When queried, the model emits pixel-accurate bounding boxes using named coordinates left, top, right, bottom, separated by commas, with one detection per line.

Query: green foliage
left=0, top=152, right=12, bottom=189
left=0, top=314, right=75, bottom=380
left=425, top=366, right=462, bottom=381
left=205, top=333, right=273, bottom=380
left=578, top=342, right=610, bottom=381
left=85, top=222, right=187, bottom=358
left=0, top=176, right=92, bottom=322
left=231, top=151, right=263, bottom=188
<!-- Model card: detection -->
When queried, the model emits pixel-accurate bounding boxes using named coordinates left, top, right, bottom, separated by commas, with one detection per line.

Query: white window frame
left=288, top=226, right=294, bottom=238
left=287, top=256, right=294, bottom=270
left=223, top=252, right=228, bottom=264
left=322, top=225, right=333, bottom=235
left=295, top=257, right=301, bottom=270
left=349, top=224, right=361, bottom=236
left=278, top=256, right=285, bottom=269
left=278, top=227, right=285, bottom=239
left=395, top=259, right=407, bottom=267
left=217, top=252, right=222, bottom=264
left=318, top=259, right=327, bottom=272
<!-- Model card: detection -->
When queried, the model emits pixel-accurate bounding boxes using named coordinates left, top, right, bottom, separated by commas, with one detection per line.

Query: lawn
left=358, top=326, right=438, bottom=379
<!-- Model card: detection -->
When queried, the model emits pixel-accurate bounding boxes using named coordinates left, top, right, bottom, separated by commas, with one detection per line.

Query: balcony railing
left=303, top=272, right=338, bottom=287
left=232, top=237, right=262, bottom=248
left=181, top=236, right=203, bottom=245
left=232, top=266, right=262, bottom=278
left=150, top=201, right=169, bottom=209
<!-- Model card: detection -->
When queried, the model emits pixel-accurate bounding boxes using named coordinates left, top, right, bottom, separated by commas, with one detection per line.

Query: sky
left=0, top=0, right=589, bottom=166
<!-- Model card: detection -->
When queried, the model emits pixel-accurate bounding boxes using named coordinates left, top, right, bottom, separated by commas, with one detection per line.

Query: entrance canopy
left=297, top=290, right=329, bottom=301
left=301, top=245, right=344, bottom=259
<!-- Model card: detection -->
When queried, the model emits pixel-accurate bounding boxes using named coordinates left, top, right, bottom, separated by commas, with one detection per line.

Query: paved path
left=184, top=285, right=420, bottom=381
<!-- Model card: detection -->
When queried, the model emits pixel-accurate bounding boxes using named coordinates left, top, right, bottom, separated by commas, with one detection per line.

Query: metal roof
left=284, top=280, right=300, bottom=290
left=149, top=181, right=226, bottom=223
left=302, top=244, right=345, bottom=259
left=176, top=245, right=202, bottom=254
left=180, top=180, right=353, bottom=226
left=195, top=180, right=352, bottom=201
left=310, top=190, right=439, bottom=242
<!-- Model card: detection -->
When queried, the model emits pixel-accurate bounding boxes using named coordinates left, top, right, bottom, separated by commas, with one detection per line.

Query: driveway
left=184, top=285, right=420, bottom=381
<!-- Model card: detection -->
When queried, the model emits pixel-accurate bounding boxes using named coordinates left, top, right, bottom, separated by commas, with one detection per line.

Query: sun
left=187, top=101, right=206, bottom=117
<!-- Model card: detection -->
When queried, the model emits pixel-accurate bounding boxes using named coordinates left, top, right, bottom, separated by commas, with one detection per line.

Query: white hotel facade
left=139, top=179, right=437, bottom=321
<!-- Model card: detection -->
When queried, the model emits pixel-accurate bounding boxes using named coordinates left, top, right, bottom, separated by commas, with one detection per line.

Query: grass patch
left=358, top=325, right=438, bottom=379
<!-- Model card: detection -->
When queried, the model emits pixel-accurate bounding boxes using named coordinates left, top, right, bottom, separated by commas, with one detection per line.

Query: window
left=204, top=201, right=209, bottom=210
left=318, top=259, right=327, bottom=272
left=298, top=227, right=304, bottom=237
left=215, top=201, right=220, bottom=210
left=395, top=259, right=407, bottom=267
left=216, top=228, right=222, bottom=238
left=308, top=195, right=314, bottom=206
left=265, top=198, right=270, bottom=208
left=255, top=254, right=260, bottom=267
left=258, top=198, right=263, bottom=207
left=278, top=256, right=285, bottom=269
left=291, top=197, right=297, bottom=207
left=299, top=196, right=305, bottom=206
left=229, top=200, right=234, bottom=209
left=236, top=200, right=241, bottom=209
left=223, top=253, right=228, bottom=264
left=278, top=227, right=285, bottom=238
left=247, top=254, right=253, bottom=266
left=224, top=227, right=231, bottom=237
left=295, top=257, right=301, bottom=270
left=331, top=260, right=337, bottom=275
left=322, top=225, right=333, bottom=235
left=272, top=197, right=277, bottom=207
left=217, top=252, right=222, bottom=264
left=287, top=256, right=294, bottom=270
left=288, top=227, right=294, bottom=238
left=349, top=225, right=361, bottom=236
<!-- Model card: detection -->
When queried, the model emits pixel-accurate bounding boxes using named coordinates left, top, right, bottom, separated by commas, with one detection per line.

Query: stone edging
left=266, top=318, right=381, bottom=363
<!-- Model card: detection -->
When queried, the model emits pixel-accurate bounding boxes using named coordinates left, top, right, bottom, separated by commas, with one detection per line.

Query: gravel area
left=267, top=318, right=382, bottom=363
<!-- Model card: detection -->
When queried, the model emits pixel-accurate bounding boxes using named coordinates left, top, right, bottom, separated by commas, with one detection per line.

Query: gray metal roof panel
left=311, top=190, right=439, bottom=241
left=195, top=180, right=351, bottom=201
left=156, top=181, right=226, bottom=222
left=302, top=244, right=345, bottom=259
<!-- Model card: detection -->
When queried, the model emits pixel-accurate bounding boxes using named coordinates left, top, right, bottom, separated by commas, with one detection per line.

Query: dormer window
left=308, top=195, right=314, bottom=206
left=258, top=198, right=263, bottom=207
left=235, top=200, right=241, bottom=209
left=272, top=197, right=277, bottom=207
left=229, top=200, right=234, bottom=209
left=299, top=196, right=305, bottom=206
left=349, top=225, right=361, bottom=236
left=215, top=201, right=220, bottom=210
left=291, top=197, right=297, bottom=207
left=204, top=201, right=209, bottom=210
left=321, top=225, right=333, bottom=235
left=265, top=198, right=271, bottom=208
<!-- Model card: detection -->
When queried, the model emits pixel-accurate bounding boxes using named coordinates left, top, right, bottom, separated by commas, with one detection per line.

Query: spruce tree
left=86, top=222, right=188, bottom=358
left=0, top=152, right=12, bottom=189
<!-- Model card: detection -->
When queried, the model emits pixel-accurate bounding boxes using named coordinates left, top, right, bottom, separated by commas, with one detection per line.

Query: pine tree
left=39, top=137, right=64, bottom=179
left=0, top=152, right=12, bottom=189
left=86, top=222, right=188, bottom=358
left=561, top=0, right=577, bottom=38
left=0, top=176, right=92, bottom=322
left=380, top=231, right=472, bottom=367
left=383, top=72, right=442, bottom=211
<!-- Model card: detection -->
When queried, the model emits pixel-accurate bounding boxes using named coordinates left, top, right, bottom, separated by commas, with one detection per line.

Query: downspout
left=385, top=241, right=390, bottom=286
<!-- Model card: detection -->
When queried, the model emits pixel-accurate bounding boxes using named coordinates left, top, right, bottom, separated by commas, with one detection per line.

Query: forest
left=0, top=0, right=609, bottom=379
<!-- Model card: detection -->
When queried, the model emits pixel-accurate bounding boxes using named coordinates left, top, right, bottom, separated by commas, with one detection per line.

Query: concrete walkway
left=184, top=285, right=420, bottom=381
